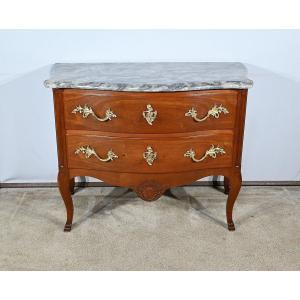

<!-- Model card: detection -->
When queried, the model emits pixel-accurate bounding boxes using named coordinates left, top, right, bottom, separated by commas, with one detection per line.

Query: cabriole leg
left=226, top=171, right=242, bottom=231
left=69, top=177, right=75, bottom=195
left=58, top=170, right=74, bottom=232
left=224, top=176, right=230, bottom=195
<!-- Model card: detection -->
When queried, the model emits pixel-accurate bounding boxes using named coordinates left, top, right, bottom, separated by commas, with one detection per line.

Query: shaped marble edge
left=44, top=62, right=253, bottom=92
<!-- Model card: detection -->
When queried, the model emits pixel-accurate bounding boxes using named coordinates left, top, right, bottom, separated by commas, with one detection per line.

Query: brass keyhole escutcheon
left=143, top=146, right=157, bottom=166
left=142, top=104, right=157, bottom=125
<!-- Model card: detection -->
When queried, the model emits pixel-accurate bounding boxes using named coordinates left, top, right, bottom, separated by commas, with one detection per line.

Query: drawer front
left=63, top=89, right=238, bottom=133
left=66, top=130, right=234, bottom=173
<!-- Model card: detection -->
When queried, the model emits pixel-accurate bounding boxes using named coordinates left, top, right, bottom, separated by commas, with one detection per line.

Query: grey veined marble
left=44, top=62, right=253, bottom=92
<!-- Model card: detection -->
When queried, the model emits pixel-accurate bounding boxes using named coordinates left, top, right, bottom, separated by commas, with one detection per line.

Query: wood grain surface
left=53, top=88, right=248, bottom=231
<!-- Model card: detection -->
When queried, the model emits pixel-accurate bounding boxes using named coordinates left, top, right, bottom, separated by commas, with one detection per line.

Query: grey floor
left=0, top=186, right=299, bottom=270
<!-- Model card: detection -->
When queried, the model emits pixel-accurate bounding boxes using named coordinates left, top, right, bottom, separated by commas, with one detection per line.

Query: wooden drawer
left=63, top=89, right=238, bottom=133
left=66, top=130, right=234, bottom=173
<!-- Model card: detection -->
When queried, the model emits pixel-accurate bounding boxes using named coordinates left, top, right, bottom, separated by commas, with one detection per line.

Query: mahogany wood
left=58, top=170, right=73, bottom=232
left=224, top=176, right=230, bottom=195
left=63, top=89, right=238, bottom=133
left=66, top=130, right=233, bottom=173
left=52, top=88, right=248, bottom=232
left=69, top=178, right=75, bottom=195
left=53, top=89, right=74, bottom=231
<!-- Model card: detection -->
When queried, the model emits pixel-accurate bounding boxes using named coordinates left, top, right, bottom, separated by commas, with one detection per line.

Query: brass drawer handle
left=143, top=146, right=157, bottom=166
left=185, top=104, right=229, bottom=122
left=143, top=104, right=157, bottom=125
left=72, top=104, right=117, bottom=122
left=184, top=145, right=225, bottom=163
left=75, top=146, right=118, bottom=162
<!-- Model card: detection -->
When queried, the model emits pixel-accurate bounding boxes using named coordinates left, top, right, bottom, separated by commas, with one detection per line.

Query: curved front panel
left=63, top=89, right=238, bottom=133
left=66, top=130, right=234, bottom=173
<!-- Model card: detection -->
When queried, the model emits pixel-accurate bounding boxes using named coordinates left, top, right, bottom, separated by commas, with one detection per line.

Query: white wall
left=0, top=30, right=299, bottom=183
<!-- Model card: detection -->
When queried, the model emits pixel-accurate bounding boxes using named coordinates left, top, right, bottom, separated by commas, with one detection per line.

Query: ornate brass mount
left=75, top=146, right=118, bottom=162
left=143, top=146, right=157, bottom=166
left=142, top=104, right=157, bottom=125
left=185, top=104, right=229, bottom=122
left=184, top=145, right=225, bottom=163
left=72, top=104, right=117, bottom=122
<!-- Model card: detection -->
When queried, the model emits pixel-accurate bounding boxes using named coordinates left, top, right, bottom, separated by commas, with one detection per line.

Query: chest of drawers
left=45, top=62, right=253, bottom=232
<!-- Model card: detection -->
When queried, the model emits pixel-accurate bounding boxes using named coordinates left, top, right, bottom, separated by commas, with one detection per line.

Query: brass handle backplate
left=143, top=146, right=157, bottom=166
left=72, top=104, right=117, bottom=122
left=75, top=146, right=118, bottom=162
left=143, top=104, right=157, bottom=125
left=185, top=104, right=229, bottom=122
left=184, top=145, right=225, bottom=163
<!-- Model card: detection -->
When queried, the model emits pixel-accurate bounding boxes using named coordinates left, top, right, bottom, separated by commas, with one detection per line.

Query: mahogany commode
left=44, top=62, right=253, bottom=232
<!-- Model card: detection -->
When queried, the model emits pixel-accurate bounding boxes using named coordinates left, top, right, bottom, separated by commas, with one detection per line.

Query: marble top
left=44, top=62, right=253, bottom=92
